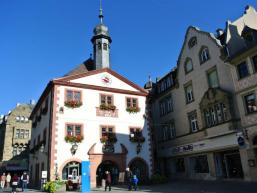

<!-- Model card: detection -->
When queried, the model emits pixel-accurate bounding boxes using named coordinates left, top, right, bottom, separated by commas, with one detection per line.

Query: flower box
left=126, top=106, right=140, bottom=113
left=129, top=131, right=145, bottom=143
left=100, top=133, right=117, bottom=144
left=65, top=135, right=84, bottom=143
left=100, top=104, right=116, bottom=111
left=64, top=100, right=82, bottom=108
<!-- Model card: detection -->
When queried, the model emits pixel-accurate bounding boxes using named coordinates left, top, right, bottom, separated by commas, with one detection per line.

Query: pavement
left=0, top=180, right=257, bottom=193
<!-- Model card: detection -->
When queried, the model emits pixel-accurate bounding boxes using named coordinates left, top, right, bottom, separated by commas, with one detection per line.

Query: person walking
left=125, top=168, right=133, bottom=191
left=104, top=171, right=111, bottom=191
left=132, top=174, right=139, bottom=191
left=6, top=173, right=11, bottom=189
left=21, top=172, right=29, bottom=192
left=0, top=172, right=6, bottom=189
left=11, top=174, right=19, bottom=193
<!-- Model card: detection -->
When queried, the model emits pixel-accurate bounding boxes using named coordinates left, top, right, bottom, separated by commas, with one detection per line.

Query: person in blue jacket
left=132, top=174, right=138, bottom=191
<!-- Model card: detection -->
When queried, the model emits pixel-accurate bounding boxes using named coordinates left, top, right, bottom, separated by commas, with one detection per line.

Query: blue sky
left=1, top=0, right=257, bottom=115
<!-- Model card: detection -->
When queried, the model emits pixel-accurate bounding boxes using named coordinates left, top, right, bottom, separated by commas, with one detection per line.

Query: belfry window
left=98, top=42, right=102, bottom=50
left=103, top=43, right=108, bottom=50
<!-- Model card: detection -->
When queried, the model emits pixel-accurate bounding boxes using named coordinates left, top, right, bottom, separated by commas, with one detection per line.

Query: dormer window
left=188, top=37, right=197, bottom=48
left=184, top=58, right=193, bottom=74
left=199, top=47, right=210, bottom=64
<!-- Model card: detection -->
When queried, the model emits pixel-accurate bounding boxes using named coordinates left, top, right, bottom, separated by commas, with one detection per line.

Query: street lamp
left=70, top=142, right=78, bottom=155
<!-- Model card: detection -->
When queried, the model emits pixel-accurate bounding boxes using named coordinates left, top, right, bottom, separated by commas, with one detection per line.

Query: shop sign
left=237, top=136, right=245, bottom=147
left=42, top=171, right=47, bottom=179
left=172, top=144, right=193, bottom=154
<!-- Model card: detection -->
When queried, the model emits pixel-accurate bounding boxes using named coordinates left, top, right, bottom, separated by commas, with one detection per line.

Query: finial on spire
left=99, top=0, right=104, bottom=24
left=148, top=75, right=152, bottom=82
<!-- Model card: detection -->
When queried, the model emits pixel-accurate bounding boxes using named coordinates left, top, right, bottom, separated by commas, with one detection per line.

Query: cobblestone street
left=0, top=180, right=257, bottom=193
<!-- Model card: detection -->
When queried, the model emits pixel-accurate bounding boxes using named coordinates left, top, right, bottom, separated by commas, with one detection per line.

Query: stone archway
left=96, top=160, right=120, bottom=187
left=128, top=157, right=149, bottom=183
left=58, top=158, right=82, bottom=180
left=88, top=143, right=128, bottom=187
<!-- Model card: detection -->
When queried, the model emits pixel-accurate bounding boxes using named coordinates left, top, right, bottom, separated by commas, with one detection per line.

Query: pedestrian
left=21, top=172, right=29, bottom=192
left=132, top=174, right=138, bottom=191
left=125, top=167, right=133, bottom=191
left=11, top=173, right=19, bottom=193
left=6, top=173, right=11, bottom=189
left=0, top=172, right=6, bottom=189
left=104, top=171, right=111, bottom=191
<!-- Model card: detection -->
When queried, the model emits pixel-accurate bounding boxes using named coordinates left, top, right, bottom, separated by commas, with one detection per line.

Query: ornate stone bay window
left=200, top=88, right=233, bottom=129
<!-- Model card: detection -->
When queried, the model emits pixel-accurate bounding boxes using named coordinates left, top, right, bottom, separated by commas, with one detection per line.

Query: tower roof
left=91, top=0, right=112, bottom=43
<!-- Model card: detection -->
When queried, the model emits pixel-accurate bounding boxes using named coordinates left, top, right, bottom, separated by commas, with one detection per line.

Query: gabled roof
left=55, top=67, right=147, bottom=94
left=64, top=58, right=95, bottom=76
left=176, top=26, right=222, bottom=75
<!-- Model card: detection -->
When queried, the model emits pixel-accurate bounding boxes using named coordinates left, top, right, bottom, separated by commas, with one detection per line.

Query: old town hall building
left=29, top=7, right=152, bottom=187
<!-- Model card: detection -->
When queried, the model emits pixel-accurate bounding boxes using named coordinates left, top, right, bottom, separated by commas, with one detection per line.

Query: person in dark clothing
left=11, top=174, right=19, bottom=193
left=105, top=171, right=111, bottom=191
left=21, top=172, right=29, bottom=192
left=125, top=168, right=133, bottom=191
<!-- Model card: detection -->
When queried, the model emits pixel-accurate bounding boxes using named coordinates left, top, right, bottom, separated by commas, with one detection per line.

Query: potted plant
left=64, top=100, right=82, bottom=108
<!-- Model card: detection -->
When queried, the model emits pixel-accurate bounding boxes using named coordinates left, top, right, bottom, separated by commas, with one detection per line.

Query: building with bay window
left=29, top=7, right=152, bottom=188
left=148, top=6, right=257, bottom=182
left=222, top=5, right=257, bottom=181
left=0, top=102, right=34, bottom=173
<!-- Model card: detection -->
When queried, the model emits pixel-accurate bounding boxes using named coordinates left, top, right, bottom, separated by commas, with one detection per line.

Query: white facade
left=29, top=69, right=152, bottom=187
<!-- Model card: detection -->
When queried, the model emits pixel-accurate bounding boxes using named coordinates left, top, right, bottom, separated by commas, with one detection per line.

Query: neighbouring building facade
left=0, top=103, right=34, bottom=173
left=29, top=8, right=152, bottom=188
left=149, top=5, right=257, bottom=182
left=224, top=5, right=257, bottom=181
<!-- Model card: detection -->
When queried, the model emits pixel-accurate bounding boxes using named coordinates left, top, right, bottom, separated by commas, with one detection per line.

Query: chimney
left=30, top=99, right=36, bottom=105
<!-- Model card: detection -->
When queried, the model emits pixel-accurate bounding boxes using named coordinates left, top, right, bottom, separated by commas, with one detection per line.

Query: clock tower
left=91, top=1, right=112, bottom=70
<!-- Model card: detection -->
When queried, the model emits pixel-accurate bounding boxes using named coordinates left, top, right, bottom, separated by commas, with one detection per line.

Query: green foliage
left=44, top=181, right=57, bottom=193
left=150, top=174, right=168, bottom=184
left=55, top=179, right=65, bottom=190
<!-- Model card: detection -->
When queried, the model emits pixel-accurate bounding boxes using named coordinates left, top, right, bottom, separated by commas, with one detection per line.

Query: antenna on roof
left=99, top=0, right=104, bottom=24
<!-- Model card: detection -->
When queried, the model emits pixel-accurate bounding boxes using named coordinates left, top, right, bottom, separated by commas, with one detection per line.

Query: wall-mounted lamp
left=70, top=142, right=78, bottom=155
left=40, top=143, right=48, bottom=155
left=59, top=107, right=64, bottom=114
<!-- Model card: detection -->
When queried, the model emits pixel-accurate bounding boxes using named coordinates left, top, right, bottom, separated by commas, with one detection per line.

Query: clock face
left=101, top=75, right=112, bottom=85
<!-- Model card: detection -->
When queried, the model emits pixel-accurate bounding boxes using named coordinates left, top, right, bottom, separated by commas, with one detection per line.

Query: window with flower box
left=126, top=97, right=140, bottom=113
left=64, top=90, right=82, bottom=108
left=100, top=94, right=116, bottom=111
left=100, top=126, right=117, bottom=143
left=129, top=127, right=145, bottom=143
left=65, top=124, right=83, bottom=143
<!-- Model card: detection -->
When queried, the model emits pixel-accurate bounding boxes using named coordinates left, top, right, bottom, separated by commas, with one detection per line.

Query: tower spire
left=99, top=0, right=103, bottom=24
